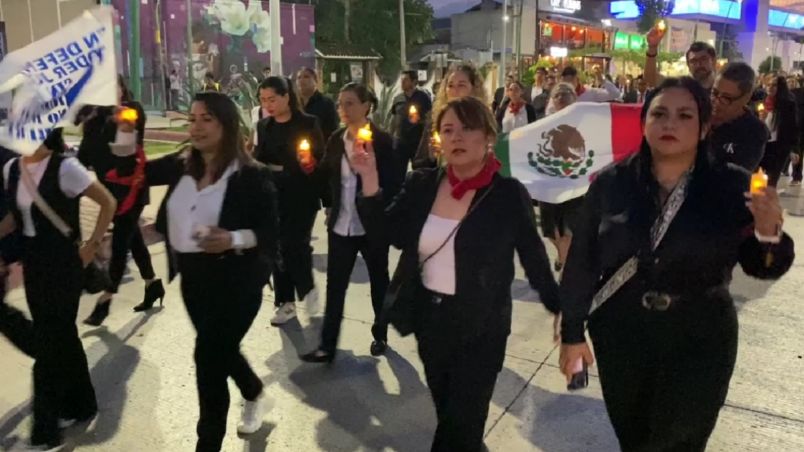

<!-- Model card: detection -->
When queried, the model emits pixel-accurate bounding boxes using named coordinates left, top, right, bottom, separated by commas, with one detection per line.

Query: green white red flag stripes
left=496, top=102, right=644, bottom=203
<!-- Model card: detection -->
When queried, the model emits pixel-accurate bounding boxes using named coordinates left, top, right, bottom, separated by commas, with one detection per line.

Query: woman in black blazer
left=560, top=78, right=794, bottom=451
left=495, top=80, right=537, bottom=133
left=301, top=83, right=401, bottom=363
left=255, top=76, right=326, bottom=325
left=760, top=75, right=799, bottom=186
left=77, top=75, right=164, bottom=326
left=125, top=92, right=279, bottom=452
left=352, top=97, right=559, bottom=452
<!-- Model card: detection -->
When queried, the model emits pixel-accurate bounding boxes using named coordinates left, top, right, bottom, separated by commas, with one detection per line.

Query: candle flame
left=357, top=124, right=373, bottom=142
left=433, top=131, right=441, bottom=145
left=757, top=103, right=765, bottom=112
left=409, top=105, right=418, bottom=115
left=298, top=139, right=311, bottom=152
left=751, top=168, right=768, bottom=194
left=119, top=107, right=139, bottom=122
left=657, top=20, right=666, bottom=31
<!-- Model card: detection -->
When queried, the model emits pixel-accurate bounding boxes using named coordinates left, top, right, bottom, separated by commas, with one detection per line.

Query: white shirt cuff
left=110, top=131, right=137, bottom=157
left=231, top=230, right=258, bottom=250
left=755, top=229, right=782, bottom=244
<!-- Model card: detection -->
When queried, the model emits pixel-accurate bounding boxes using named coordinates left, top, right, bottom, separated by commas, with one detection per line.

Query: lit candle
left=408, top=105, right=419, bottom=123
left=297, top=139, right=312, bottom=165
left=356, top=124, right=373, bottom=142
left=432, top=131, right=441, bottom=146
left=118, top=107, right=139, bottom=122
left=657, top=20, right=667, bottom=32
left=751, top=168, right=768, bottom=194
left=757, top=103, right=766, bottom=113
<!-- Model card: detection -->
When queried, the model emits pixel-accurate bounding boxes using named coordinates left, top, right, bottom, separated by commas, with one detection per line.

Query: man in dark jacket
left=392, top=70, right=432, bottom=175
left=710, top=62, right=769, bottom=172
left=296, top=67, right=339, bottom=143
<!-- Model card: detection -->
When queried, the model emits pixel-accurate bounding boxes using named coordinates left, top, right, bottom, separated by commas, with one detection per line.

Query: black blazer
left=255, top=111, right=326, bottom=209
left=495, top=100, right=537, bottom=130
left=358, top=169, right=560, bottom=340
left=560, top=147, right=795, bottom=344
left=145, top=151, right=279, bottom=284
left=318, top=123, right=401, bottom=231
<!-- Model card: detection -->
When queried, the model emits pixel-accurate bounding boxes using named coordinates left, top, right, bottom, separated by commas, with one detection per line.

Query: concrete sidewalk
left=0, top=184, right=802, bottom=451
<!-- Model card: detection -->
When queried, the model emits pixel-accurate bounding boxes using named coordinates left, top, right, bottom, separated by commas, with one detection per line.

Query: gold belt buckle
left=641, top=291, right=673, bottom=311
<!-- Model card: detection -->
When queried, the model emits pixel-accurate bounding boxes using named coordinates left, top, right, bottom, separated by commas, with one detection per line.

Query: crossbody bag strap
left=419, top=181, right=495, bottom=269
left=18, top=159, right=74, bottom=239
left=587, top=170, right=692, bottom=315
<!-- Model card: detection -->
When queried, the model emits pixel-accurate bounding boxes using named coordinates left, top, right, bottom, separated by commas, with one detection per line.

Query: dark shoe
left=133, top=279, right=165, bottom=312
left=83, top=300, right=111, bottom=327
left=300, top=349, right=334, bottom=363
left=370, top=340, right=387, bottom=356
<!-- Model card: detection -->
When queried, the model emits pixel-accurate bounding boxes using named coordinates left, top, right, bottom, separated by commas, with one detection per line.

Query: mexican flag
left=496, top=102, right=644, bottom=203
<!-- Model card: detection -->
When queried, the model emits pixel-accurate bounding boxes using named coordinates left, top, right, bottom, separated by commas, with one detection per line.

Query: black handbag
left=19, top=161, right=111, bottom=294
left=381, top=182, right=496, bottom=336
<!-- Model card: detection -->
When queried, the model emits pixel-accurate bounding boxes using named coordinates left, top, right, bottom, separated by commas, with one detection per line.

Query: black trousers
left=273, top=201, right=317, bottom=306
left=0, top=277, right=36, bottom=357
left=23, top=238, right=97, bottom=446
left=108, top=204, right=156, bottom=293
left=589, top=292, right=738, bottom=452
left=416, top=295, right=507, bottom=452
left=759, top=141, right=791, bottom=187
left=319, top=232, right=389, bottom=354
left=179, top=254, right=264, bottom=452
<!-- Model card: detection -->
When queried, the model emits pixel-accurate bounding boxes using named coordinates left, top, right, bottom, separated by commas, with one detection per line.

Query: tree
left=759, top=56, right=783, bottom=74
left=635, top=0, right=675, bottom=34
left=287, top=0, right=434, bottom=79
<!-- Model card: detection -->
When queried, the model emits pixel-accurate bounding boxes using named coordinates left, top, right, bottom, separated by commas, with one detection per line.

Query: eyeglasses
left=710, top=89, right=742, bottom=105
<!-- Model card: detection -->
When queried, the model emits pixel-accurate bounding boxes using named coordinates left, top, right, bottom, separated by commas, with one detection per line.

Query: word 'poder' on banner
left=0, top=7, right=117, bottom=155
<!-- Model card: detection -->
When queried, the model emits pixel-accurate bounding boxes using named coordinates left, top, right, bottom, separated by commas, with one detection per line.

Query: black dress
left=560, top=146, right=795, bottom=451
left=359, top=169, right=559, bottom=452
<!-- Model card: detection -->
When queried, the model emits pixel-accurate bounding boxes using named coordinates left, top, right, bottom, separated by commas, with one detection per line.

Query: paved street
left=0, top=183, right=803, bottom=452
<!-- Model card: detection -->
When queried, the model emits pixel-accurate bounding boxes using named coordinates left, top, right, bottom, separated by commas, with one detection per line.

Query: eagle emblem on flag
left=527, top=124, right=595, bottom=179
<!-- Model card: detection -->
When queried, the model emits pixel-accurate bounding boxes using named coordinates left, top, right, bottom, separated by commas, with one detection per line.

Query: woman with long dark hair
left=351, top=97, right=559, bottom=451
left=0, top=129, right=117, bottom=450
left=759, top=75, right=799, bottom=186
left=496, top=80, right=537, bottom=133
left=78, top=74, right=164, bottom=326
left=560, top=77, right=794, bottom=451
left=300, top=83, right=401, bottom=363
left=255, top=76, right=326, bottom=325
left=123, top=92, right=278, bottom=451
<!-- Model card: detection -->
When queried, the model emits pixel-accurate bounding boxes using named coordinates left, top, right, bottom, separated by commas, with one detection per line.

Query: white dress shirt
left=501, top=105, right=529, bottom=133
left=167, top=161, right=257, bottom=253
left=3, top=156, right=93, bottom=237
left=333, top=131, right=366, bottom=237
left=418, top=214, right=458, bottom=295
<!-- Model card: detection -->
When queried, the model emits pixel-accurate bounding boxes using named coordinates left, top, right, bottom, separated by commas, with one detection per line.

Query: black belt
left=640, top=285, right=728, bottom=312
left=425, top=289, right=455, bottom=306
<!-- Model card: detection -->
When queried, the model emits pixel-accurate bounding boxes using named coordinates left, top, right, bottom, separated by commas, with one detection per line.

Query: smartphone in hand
left=567, top=358, right=588, bottom=391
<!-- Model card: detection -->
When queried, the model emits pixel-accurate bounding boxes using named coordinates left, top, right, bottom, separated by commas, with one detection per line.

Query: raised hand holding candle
left=357, top=124, right=373, bottom=142
left=751, top=168, right=768, bottom=194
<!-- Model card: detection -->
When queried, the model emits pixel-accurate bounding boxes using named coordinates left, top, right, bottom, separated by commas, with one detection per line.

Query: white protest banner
left=0, top=7, right=117, bottom=155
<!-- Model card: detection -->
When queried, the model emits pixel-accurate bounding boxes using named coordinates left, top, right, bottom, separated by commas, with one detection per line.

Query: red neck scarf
left=446, top=155, right=501, bottom=200
left=508, top=100, right=525, bottom=115
left=576, top=84, right=586, bottom=97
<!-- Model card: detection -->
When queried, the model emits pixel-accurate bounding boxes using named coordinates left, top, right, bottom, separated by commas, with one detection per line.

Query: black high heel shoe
left=300, top=349, right=335, bottom=364
left=133, top=279, right=165, bottom=312
left=83, top=300, right=111, bottom=326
